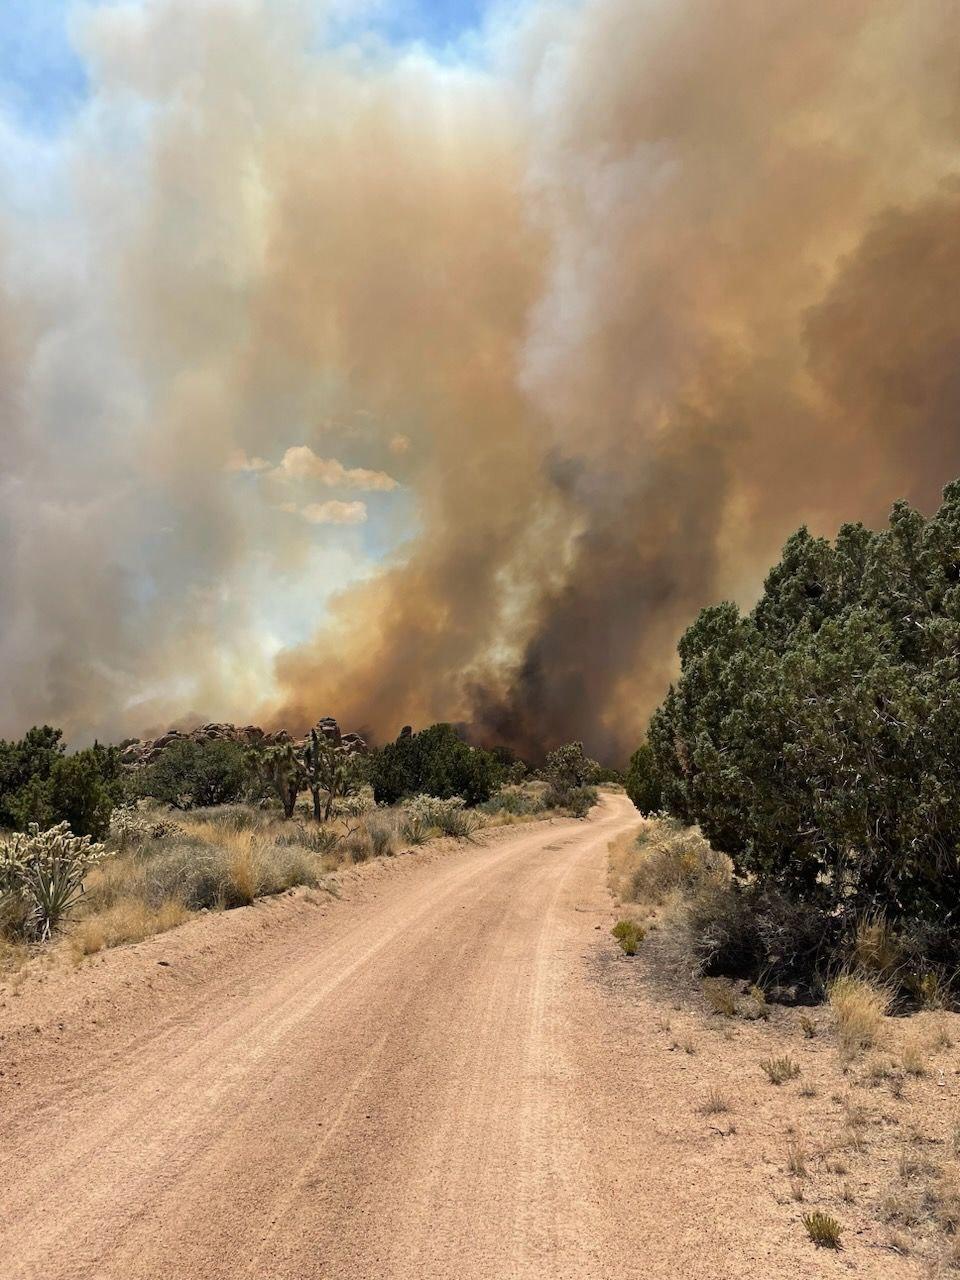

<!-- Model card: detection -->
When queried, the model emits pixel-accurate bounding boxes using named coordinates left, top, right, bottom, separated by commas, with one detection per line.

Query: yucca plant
left=0, top=822, right=111, bottom=941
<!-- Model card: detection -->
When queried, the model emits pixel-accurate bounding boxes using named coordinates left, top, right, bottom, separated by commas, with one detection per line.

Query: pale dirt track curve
left=0, top=794, right=898, bottom=1279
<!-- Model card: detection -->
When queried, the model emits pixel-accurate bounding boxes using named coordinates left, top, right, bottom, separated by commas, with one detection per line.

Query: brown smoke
left=4, top=1, right=960, bottom=760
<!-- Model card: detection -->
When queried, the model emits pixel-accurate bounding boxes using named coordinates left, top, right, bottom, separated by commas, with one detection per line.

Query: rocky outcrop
left=121, top=718, right=367, bottom=769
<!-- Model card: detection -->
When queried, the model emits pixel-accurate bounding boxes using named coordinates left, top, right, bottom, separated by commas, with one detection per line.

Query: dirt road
left=0, top=794, right=880, bottom=1279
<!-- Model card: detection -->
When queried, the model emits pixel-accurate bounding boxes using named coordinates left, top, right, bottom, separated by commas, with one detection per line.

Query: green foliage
left=644, top=482, right=960, bottom=979
left=561, top=785, right=598, bottom=818
left=543, top=741, right=601, bottom=795
left=479, top=786, right=546, bottom=817
left=0, top=822, right=112, bottom=940
left=133, top=739, right=249, bottom=811
left=365, top=724, right=503, bottom=806
left=612, top=918, right=644, bottom=955
left=625, top=742, right=663, bottom=814
left=0, top=727, right=121, bottom=838
left=802, top=1211, right=842, bottom=1249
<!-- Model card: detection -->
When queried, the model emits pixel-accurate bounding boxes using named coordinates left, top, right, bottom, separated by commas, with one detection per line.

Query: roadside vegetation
left=627, top=481, right=960, bottom=1003
left=614, top=481, right=960, bottom=1270
left=0, top=722, right=602, bottom=962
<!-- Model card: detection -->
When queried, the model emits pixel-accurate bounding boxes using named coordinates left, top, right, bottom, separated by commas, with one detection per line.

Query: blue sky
left=0, top=0, right=488, bottom=134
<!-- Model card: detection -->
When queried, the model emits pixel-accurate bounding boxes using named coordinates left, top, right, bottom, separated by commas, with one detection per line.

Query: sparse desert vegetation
left=608, top=819, right=960, bottom=1269
left=0, top=718, right=601, bottom=964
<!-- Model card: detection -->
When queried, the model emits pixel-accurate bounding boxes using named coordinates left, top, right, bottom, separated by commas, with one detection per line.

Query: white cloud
left=275, top=444, right=398, bottom=490
left=294, top=500, right=368, bottom=525
left=389, top=433, right=411, bottom=455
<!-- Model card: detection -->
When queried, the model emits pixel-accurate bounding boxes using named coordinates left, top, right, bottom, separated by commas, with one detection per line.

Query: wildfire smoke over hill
left=3, top=0, right=960, bottom=760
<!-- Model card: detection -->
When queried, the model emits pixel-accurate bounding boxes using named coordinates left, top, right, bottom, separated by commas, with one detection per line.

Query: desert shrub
left=283, top=825, right=341, bottom=856
left=400, top=794, right=478, bottom=839
left=562, top=785, right=598, bottom=818
left=366, top=819, right=396, bottom=859
left=612, top=919, right=644, bottom=955
left=639, top=481, right=960, bottom=989
left=685, top=878, right=832, bottom=991
left=132, top=739, right=250, bottom=810
left=364, top=724, right=503, bottom=806
left=479, top=786, right=546, bottom=817
left=0, top=822, right=112, bottom=940
left=542, top=742, right=600, bottom=796
left=701, top=977, right=737, bottom=1017
left=0, top=727, right=122, bottom=838
left=109, top=804, right=184, bottom=850
left=759, top=1055, right=801, bottom=1084
left=628, top=823, right=728, bottom=904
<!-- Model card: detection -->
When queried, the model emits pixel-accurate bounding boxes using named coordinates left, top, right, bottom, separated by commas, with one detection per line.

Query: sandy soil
left=0, top=793, right=928, bottom=1278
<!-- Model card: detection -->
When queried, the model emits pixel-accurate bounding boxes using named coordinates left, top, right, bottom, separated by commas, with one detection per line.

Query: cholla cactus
left=109, top=804, right=183, bottom=848
left=400, top=794, right=476, bottom=840
left=331, top=786, right=374, bottom=819
left=0, top=822, right=112, bottom=941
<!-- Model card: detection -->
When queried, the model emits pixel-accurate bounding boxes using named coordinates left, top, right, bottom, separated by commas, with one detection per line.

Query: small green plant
left=760, top=1055, right=801, bottom=1085
left=612, top=919, right=644, bottom=955
left=803, top=1211, right=842, bottom=1249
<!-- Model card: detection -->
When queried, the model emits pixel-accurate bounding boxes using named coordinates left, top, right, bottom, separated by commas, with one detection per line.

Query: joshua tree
left=248, top=742, right=302, bottom=819
left=303, top=729, right=357, bottom=823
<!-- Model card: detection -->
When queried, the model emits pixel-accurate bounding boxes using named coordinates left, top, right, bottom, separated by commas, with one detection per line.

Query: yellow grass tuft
left=828, top=973, right=892, bottom=1057
left=70, top=897, right=191, bottom=957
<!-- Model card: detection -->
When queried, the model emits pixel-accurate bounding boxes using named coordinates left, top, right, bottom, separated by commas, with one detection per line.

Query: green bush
left=0, top=728, right=122, bottom=838
left=542, top=742, right=600, bottom=796
left=132, top=739, right=250, bottom=810
left=365, top=724, right=503, bottom=806
left=625, top=742, right=662, bottom=814
left=400, top=793, right=478, bottom=838
left=641, top=481, right=960, bottom=983
left=562, top=785, right=598, bottom=818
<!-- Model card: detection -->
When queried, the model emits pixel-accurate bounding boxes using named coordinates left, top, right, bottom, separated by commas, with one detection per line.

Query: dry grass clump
left=760, top=1055, right=801, bottom=1085
left=828, top=973, right=892, bottom=1057
left=702, top=977, right=737, bottom=1017
left=614, top=821, right=730, bottom=907
left=70, top=897, right=190, bottom=956
left=901, top=1036, right=928, bottom=1077
left=852, top=912, right=902, bottom=977
left=786, top=1134, right=808, bottom=1177
left=699, top=1086, right=731, bottom=1115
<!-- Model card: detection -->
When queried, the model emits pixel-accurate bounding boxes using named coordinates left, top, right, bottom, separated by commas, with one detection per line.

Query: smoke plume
left=3, top=0, right=960, bottom=760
